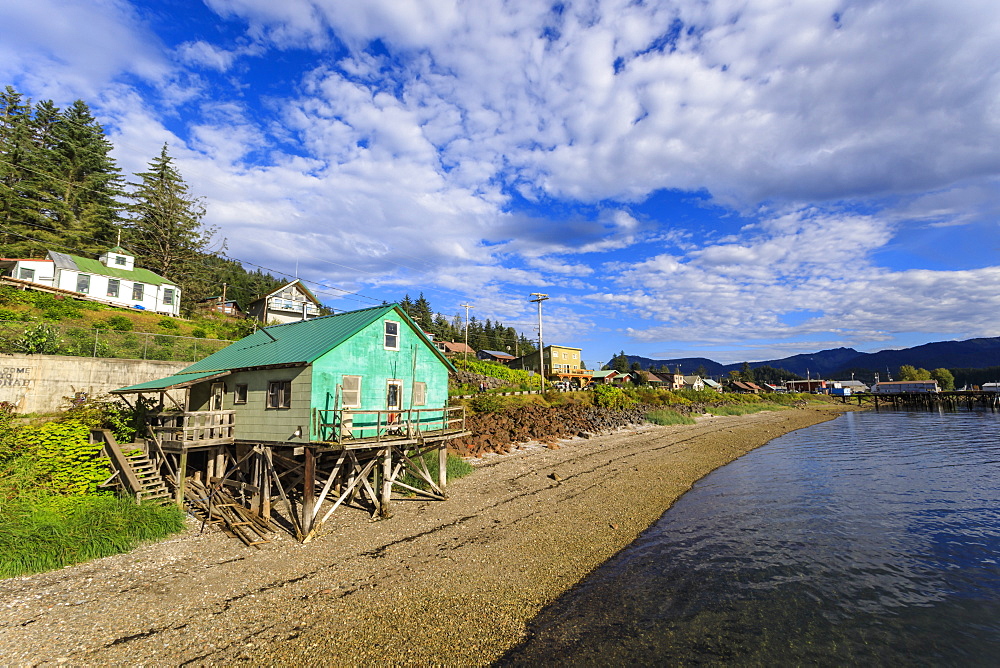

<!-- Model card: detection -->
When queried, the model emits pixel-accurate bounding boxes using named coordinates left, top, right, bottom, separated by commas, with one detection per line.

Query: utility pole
left=461, top=304, right=473, bottom=361
left=530, top=293, right=549, bottom=393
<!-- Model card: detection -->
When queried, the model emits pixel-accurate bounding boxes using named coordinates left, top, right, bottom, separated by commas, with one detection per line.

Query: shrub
left=191, top=328, right=207, bottom=339
left=158, top=317, right=180, bottom=330
left=451, top=357, right=538, bottom=387
left=104, top=315, right=133, bottom=331
left=0, top=286, right=32, bottom=306
left=469, top=393, right=506, bottom=413
left=15, top=419, right=110, bottom=495
left=593, top=384, right=635, bottom=410
left=13, top=323, right=60, bottom=354
left=0, top=308, right=25, bottom=321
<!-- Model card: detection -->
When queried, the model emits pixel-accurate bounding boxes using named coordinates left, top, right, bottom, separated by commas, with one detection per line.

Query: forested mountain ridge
left=616, top=336, right=1000, bottom=382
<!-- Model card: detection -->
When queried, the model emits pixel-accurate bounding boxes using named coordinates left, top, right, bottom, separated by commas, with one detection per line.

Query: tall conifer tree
left=125, top=144, right=220, bottom=307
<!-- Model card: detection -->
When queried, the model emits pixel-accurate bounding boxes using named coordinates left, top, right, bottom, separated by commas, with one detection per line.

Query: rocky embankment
left=448, top=403, right=650, bottom=457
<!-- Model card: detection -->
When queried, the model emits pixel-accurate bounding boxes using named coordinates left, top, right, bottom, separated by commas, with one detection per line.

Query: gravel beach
left=0, top=405, right=850, bottom=666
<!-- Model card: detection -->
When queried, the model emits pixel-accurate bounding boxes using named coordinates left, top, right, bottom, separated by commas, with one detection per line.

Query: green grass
left=0, top=494, right=185, bottom=578
left=398, top=452, right=474, bottom=493
left=646, top=409, right=697, bottom=426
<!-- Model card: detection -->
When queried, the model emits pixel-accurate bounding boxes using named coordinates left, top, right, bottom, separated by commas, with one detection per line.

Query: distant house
left=199, top=296, right=244, bottom=317
left=114, top=303, right=455, bottom=443
left=590, top=370, right=619, bottom=385
left=873, top=380, right=939, bottom=394
left=785, top=379, right=827, bottom=393
left=836, top=380, right=870, bottom=393
left=247, top=280, right=322, bottom=324
left=437, top=341, right=476, bottom=357
left=702, top=378, right=723, bottom=392
left=0, top=246, right=181, bottom=316
left=477, top=350, right=516, bottom=364
left=682, top=375, right=705, bottom=391
left=643, top=371, right=670, bottom=387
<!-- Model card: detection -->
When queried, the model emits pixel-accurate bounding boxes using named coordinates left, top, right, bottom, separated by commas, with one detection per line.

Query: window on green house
left=342, top=375, right=362, bottom=407
left=234, top=384, right=248, bottom=404
left=267, top=380, right=291, bottom=408
left=384, top=320, right=399, bottom=350
left=413, top=381, right=426, bottom=406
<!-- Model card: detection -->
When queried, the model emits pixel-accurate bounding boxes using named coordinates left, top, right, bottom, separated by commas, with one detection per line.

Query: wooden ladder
left=92, top=429, right=172, bottom=504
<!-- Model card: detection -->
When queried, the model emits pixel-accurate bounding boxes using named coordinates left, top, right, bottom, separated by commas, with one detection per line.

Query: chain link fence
left=0, top=321, right=233, bottom=362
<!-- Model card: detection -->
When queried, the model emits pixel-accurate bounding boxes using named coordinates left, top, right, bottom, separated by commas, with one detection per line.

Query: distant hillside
left=612, top=336, right=1000, bottom=381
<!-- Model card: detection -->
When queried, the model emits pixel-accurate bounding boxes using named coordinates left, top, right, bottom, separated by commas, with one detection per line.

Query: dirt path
left=0, top=406, right=850, bottom=666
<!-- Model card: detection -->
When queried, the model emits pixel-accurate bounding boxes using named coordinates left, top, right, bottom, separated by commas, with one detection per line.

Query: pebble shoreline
left=0, top=405, right=852, bottom=666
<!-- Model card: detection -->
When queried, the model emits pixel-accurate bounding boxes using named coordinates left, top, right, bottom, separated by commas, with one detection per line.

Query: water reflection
left=500, top=410, right=1000, bottom=666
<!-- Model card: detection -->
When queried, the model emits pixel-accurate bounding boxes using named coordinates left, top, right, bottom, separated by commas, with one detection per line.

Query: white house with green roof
left=0, top=246, right=180, bottom=316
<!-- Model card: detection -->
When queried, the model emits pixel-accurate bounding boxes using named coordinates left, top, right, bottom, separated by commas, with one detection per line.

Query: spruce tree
left=48, top=100, right=124, bottom=251
left=125, top=144, right=219, bottom=307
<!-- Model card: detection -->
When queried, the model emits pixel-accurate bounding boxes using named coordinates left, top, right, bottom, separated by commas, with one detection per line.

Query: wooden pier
left=846, top=391, right=1000, bottom=412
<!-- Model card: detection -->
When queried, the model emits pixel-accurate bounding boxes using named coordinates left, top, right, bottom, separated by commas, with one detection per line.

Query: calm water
left=500, top=410, right=1000, bottom=666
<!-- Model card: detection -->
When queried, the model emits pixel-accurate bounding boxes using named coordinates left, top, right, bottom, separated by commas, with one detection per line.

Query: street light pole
left=461, top=303, right=473, bottom=361
left=529, top=293, right=548, bottom=393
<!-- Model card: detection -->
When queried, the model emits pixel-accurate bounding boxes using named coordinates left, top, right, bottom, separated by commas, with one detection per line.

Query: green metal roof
left=112, top=370, right=231, bottom=394
left=116, top=305, right=456, bottom=388
left=69, top=254, right=174, bottom=286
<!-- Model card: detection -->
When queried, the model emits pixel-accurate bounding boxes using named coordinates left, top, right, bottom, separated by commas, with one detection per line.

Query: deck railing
left=315, top=405, right=466, bottom=443
left=148, top=409, right=236, bottom=450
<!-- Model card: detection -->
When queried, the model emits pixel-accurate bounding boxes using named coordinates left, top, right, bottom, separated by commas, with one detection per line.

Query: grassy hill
left=0, top=286, right=255, bottom=360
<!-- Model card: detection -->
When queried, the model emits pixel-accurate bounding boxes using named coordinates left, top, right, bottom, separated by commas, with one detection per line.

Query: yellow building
left=516, top=344, right=593, bottom=388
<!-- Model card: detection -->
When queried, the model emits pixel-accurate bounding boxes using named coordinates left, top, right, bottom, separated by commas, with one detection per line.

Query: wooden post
left=215, top=448, right=226, bottom=480
left=380, top=446, right=393, bottom=518
left=438, top=443, right=448, bottom=496
left=302, top=447, right=316, bottom=534
left=176, top=449, right=188, bottom=508
left=263, top=448, right=272, bottom=519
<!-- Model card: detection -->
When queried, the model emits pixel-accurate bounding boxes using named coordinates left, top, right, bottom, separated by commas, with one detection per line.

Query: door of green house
left=386, top=379, right=402, bottom=425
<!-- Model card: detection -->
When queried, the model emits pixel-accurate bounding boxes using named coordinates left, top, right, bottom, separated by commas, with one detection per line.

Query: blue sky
left=3, top=0, right=999, bottom=368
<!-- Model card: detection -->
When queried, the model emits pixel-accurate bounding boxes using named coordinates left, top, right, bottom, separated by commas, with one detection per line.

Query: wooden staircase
left=92, top=429, right=172, bottom=504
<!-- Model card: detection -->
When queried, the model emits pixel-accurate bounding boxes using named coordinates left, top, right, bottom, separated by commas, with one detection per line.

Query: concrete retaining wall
left=0, top=354, right=189, bottom=413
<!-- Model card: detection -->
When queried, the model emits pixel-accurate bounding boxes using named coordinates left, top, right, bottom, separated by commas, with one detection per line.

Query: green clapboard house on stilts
left=111, top=303, right=468, bottom=540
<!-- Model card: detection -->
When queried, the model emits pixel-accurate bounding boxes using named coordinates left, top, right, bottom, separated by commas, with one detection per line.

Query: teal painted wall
left=310, top=311, right=450, bottom=439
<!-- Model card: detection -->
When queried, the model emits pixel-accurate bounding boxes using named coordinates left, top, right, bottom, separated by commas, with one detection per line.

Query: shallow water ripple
left=501, top=410, right=1000, bottom=666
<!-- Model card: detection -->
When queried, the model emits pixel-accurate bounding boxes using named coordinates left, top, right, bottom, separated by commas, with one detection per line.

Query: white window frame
left=107, top=279, right=120, bottom=298
left=163, top=287, right=175, bottom=305
left=384, top=320, right=400, bottom=350
left=342, top=375, right=362, bottom=408
left=76, top=274, right=90, bottom=293
left=386, top=379, right=403, bottom=411
left=413, top=381, right=427, bottom=406
left=132, top=282, right=144, bottom=301
left=18, top=267, right=34, bottom=281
